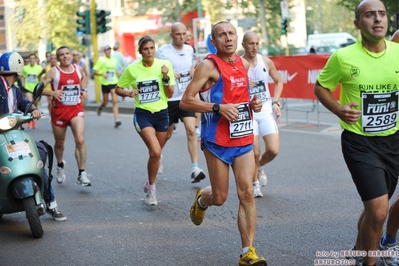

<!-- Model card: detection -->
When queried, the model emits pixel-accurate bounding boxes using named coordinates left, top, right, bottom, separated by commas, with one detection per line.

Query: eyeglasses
left=72, top=54, right=79, bottom=56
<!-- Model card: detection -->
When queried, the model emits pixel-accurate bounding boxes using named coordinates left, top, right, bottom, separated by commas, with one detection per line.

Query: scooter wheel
left=22, top=197, right=44, bottom=238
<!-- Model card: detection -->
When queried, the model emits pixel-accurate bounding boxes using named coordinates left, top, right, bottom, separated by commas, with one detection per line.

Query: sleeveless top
left=51, top=64, right=82, bottom=107
left=199, top=54, right=253, bottom=147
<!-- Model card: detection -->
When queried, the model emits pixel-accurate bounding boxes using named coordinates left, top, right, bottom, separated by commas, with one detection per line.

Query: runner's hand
left=250, top=94, right=262, bottom=113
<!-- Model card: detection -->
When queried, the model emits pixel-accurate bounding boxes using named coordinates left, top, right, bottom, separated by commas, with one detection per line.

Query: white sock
left=242, top=247, right=250, bottom=255
left=253, top=180, right=260, bottom=186
left=198, top=197, right=207, bottom=209
left=148, top=183, right=156, bottom=190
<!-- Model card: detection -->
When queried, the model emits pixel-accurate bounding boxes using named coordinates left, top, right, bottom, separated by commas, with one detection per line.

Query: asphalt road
left=0, top=102, right=393, bottom=266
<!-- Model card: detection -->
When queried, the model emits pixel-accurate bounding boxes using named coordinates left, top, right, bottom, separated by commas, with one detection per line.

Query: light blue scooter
left=0, top=84, right=46, bottom=238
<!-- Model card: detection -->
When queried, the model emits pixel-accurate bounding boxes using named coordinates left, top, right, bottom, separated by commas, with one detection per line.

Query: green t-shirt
left=93, top=56, right=118, bottom=85
left=22, top=64, right=43, bottom=92
left=117, top=58, right=175, bottom=113
left=317, top=40, right=399, bottom=137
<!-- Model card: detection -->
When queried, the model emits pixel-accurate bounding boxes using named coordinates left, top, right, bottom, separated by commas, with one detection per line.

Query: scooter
left=0, top=84, right=46, bottom=238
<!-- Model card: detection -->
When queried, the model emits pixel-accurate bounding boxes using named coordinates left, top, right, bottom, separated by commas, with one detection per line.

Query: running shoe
left=344, top=246, right=363, bottom=266
left=56, top=160, right=66, bottom=184
left=115, top=121, right=122, bottom=128
left=191, top=168, right=206, bottom=183
left=190, top=189, right=207, bottom=226
left=47, top=207, right=67, bottom=222
left=97, top=107, right=102, bottom=116
left=253, top=182, right=263, bottom=198
left=143, top=182, right=158, bottom=205
left=258, top=167, right=267, bottom=187
left=239, top=247, right=267, bottom=266
left=77, top=171, right=92, bottom=187
left=379, top=241, right=399, bottom=266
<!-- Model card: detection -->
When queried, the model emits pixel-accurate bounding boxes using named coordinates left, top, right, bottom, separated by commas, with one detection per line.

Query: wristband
left=162, top=76, right=170, bottom=83
left=272, top=101, right=280, bottom=107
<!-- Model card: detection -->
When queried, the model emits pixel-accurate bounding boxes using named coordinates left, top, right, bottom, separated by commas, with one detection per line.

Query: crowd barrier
left=268, top=55, right=340, bottom=126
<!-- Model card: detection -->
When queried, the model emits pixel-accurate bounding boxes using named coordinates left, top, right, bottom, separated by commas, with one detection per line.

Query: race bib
left=61, top=84, right=80, bottom=105
left=229, top=103, right=253, bottom=138
left=106, top=71, right=115, bottom=82
left=362, top=91, right=399, bottom=133
left=250, top=80, right=269, bottom=102
left=27, top=74, right=37, bottom=83
left=177, top=71, right=192, bottom=94
left=137, top=79, right=161, bottom=104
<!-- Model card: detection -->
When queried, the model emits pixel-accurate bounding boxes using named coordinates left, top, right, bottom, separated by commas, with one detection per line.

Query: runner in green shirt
left=93, top=45, right=121, bottom=128
left=115, top=36, right=175, bottom=206
left=21, top=53, right=45, bottom=129
left=314, top=1, right=399, bottom=265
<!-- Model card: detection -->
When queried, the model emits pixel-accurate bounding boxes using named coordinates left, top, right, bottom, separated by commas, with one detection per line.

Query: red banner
left=268, top=55, right=340, bottom=100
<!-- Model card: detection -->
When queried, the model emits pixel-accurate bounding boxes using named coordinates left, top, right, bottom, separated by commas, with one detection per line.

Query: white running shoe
left=77, top=171, right=92, bottom=187
left=56, top=160, right=66, bottom=184
left=191, top=168, right=206, bottom=183
left=143, top=182, right=158, bottom=205
left=253, top=182, right=263, bottom=198
left=258, top=167, right=267, bottom=187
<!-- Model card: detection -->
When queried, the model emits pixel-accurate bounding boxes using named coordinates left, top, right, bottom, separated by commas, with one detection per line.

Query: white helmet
left=0, top=52, right=24, bottom=76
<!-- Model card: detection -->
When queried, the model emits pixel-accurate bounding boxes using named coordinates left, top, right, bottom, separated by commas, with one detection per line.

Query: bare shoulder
left=241, top=57, right=250, bottom=70
left=391, top=30, right=399, bottom=43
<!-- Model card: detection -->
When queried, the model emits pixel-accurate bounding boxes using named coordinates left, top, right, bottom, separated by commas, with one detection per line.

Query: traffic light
left=76, top=11, right=91, bottom=34
left=96, top=10, right=112, bottom=34
left=281, top=18, right=288, bottom=35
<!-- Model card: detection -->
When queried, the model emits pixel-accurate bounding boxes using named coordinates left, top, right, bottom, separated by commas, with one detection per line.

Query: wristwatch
left=212, top=104, right=220, bottom=114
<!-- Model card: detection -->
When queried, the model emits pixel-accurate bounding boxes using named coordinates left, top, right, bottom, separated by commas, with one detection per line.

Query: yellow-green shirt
left=22, top=64, right=43, bottom=92
left=317, top=41, right=399, bottom=136
left=93, top=56, right=118, bottom=85
left=117, top=58, right=175, bottom=113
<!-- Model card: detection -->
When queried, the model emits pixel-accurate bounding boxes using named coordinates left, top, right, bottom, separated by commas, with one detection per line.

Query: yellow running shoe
left=239, top=247, right=267, bottom=266
left=190, top=189, right=207, bottom=226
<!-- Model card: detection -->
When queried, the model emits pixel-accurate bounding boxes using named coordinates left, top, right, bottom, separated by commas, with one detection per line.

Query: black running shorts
left=167, top=100, right=196, bottom=126
left=341, top=130, right=399, bottom=201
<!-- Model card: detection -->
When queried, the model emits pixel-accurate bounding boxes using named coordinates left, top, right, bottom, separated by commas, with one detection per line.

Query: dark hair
left=138, top=36, right=154, bottom=54
left=29, top=53, right=37, bottom=58
left=56, top=46, right=70, bottom=59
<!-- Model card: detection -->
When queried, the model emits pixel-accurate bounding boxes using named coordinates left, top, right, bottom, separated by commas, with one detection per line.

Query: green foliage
left=14, top=0, right=81, bottom=55
left=336, top=0, right=399, bottom=36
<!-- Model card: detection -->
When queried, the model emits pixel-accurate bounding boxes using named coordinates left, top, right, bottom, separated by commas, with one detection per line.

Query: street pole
left=90, top=0, right=101, bottom=103
left=197, top=0, right=202, bottom=18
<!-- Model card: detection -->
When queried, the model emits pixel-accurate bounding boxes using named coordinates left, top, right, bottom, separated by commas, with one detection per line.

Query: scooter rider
left=0, top=51, right=67, bottom=222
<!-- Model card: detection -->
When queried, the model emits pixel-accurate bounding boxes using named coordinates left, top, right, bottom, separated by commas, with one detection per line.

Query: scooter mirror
left=24, top=82, right=44, bottom=116
left=32, top=82, right=45, bottom=101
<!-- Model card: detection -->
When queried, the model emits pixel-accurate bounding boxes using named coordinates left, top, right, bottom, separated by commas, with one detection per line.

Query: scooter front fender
left=12, top=177, right=40, bottom=199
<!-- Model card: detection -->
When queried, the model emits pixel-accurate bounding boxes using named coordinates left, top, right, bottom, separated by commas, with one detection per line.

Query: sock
left=198, top=197, right=207, bottom=209
left=253, top=180, right=260, bottom=186
left=381, top=234, right=396, bottom=246
left=57, top=161, right=64, bottom=168
left=79, top=169, right=85, bottom=175
left=192, top=162, right=198, bottom=172
left=242, top=247, right=250, bottom=255
left=148, top=183, right=156, bottom=190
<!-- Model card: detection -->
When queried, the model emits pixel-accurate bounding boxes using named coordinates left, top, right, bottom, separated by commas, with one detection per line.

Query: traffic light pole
left=90, top=0, right=101, bottom=103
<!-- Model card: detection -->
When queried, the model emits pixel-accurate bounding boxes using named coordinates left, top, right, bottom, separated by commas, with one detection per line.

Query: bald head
left=242, top=31, right=259, bottom=43
left=355, top=0, right=386, bottom=20
left=170, top=22, right=188, bottom=48
left=171, top=22, right=187, bottom=34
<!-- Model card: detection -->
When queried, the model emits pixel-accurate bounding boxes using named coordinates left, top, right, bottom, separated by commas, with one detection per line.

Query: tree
left=14, top=0, right=81, bottom=55
left=336, top=0, right=399, bottom=36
